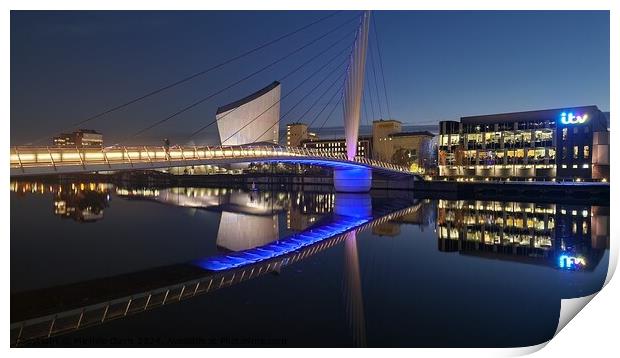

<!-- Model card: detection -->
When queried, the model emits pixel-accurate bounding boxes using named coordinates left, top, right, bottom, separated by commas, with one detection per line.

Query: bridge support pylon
left=333, top=167, right=372, bottom=193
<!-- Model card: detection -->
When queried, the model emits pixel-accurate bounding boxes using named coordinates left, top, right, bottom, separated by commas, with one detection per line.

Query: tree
left=391, top=147, right=416, bottom=168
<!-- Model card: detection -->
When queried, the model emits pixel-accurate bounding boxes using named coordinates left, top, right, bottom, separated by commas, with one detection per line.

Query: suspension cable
left=372, top=15, right=392, bottom=120
left=316, top=90, right=345, bottom=133
left=189, top=24, right=358, bottom=140
left=221, top=42, right=351, bottom=145
left=309, top=82, right=345, bottom=133
left=117, top=16, right=360, bottom=144
left=277, top=64, right=348, bottom=143
left=26, top=11, right=352, bottom=145
left=260, top=57, right=350, bottom=144
left=75, top=11, right=343, bottom=127
left=368, top=39, right=383, bottom=119
left=364, top=66, right=376, bottom=121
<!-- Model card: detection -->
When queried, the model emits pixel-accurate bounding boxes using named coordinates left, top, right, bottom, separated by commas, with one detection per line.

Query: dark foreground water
left=10, top=180, right=609, bottom=347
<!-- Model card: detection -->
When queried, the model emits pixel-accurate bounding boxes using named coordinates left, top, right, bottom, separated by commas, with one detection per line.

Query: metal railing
left=10, top=145, right=412, bottom=175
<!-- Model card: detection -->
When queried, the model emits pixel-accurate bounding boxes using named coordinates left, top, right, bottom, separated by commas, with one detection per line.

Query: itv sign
left=561, top=112, right=588, bottom=125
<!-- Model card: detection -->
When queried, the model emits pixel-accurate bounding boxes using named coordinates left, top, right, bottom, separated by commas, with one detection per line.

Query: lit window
left=584, top=145, right=590, bottom=159
left=582, top=164, right=589, bottom=168
left=573, top=146, right=579, bottom=159
left=562, top=128, right=568, bottom=140
left=562, top=164, right=567, bottom=168
left=572, top=164, right=578, bottom=168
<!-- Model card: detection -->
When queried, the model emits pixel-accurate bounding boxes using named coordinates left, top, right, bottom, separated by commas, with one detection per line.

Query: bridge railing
left=10, top=145, right=410, bottom=174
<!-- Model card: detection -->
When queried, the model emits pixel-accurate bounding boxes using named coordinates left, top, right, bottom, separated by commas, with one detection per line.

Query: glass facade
left=438, top=106, right=609, bottom=180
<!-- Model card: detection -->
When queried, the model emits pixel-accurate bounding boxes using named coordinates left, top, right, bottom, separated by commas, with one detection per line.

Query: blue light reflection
left=192, top=216, right=370, bottom=271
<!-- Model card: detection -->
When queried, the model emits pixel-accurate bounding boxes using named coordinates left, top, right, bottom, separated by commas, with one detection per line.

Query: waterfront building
left=216, top=81, right=281, bottom=146
left=52, top=129, right=103, bottom=147
left=297, top=119, right=436, bottom=170
left=286, top=122, right=319, bottom=147
left=438, top=105, right=609, bottom=181
left=372, top=119, right=402, bottom=161
left=388, top=131, right=435, bottom=172
left=301, top=135, right=373, bottom=158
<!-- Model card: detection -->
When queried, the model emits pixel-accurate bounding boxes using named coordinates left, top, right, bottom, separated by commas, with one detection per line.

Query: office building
left=53, top=129, right=103, bottom=148
left=301, top=135, right=373, bottom=158
left=286, top=123, right=319, bottom=147
left=372, top=119, right=402, bottom=161
left=438, top=105, right=609, bottom=181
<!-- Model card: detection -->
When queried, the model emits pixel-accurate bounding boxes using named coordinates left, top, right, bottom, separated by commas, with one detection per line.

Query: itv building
left=438, top=105, right=609, bottom=181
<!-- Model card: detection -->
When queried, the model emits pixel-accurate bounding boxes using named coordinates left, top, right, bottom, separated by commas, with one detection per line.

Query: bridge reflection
left=10, top=181, right=418, bottom=346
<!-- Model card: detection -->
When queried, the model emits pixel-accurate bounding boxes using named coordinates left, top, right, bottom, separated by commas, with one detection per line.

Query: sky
left=10, top=10, right=609, bottom=145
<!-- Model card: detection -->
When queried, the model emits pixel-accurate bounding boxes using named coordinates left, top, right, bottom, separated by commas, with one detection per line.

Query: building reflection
left=11, top=181, right=111, bottom=223
left=436, top=199, right=609, bottom=270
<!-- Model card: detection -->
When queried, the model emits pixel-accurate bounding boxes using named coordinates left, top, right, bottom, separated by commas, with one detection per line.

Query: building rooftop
left=301, top=135, right=372, bottom=143
left=460, top=105, right=601, bottom=124
left=76, top=129, right=101, bottom=134
left=373, top=119, right=402, bottom=124
left=389, top=131, right=435, bottom=138
left=216, top=81, right=281, bottom=115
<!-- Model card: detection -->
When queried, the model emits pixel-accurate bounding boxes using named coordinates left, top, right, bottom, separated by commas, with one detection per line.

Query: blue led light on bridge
left=192, top=216, right=370, bottom=271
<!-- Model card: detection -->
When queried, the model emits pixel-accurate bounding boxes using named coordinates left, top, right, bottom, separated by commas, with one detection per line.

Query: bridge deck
left=10, top=145, right=417, bottom=178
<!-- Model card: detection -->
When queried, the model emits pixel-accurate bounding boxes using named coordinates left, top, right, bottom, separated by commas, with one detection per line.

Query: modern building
left=301, top=135, right=373, bottom=158
left=216, top=81, right=281, bottom=146
left=286, top=122, right=319, bottom=147
left=438, top=105, right=609, bottom=181
left=53, top=129, right=103, bottom=148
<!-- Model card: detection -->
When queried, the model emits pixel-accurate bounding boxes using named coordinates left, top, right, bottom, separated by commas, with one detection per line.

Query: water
left=10, top=180, right=609, bottom=347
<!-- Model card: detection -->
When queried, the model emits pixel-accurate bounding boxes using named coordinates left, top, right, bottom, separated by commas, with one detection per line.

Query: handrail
left=9, top=145, right=414, bottom=175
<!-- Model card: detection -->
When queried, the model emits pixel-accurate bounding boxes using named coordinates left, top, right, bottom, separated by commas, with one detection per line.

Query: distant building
left=438, top=105, right=609, bottom=181
left=301, top=135, right=372, bottom=158
left=286, top=123, right=319, bottom=147
left=53, top=129, right=103, bottom=147
left=216, top=81, right=281, bottom=146
left=372, top=119, right=402, bottom=161
left=388, top=131, right=435, bottom=172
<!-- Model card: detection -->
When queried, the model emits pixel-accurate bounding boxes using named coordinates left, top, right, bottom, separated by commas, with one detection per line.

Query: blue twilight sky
left=10, top=10, right=609, bottom=145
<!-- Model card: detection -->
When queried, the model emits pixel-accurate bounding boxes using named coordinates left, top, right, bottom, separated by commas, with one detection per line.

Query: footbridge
left=10, top=144, right=420, bottom=191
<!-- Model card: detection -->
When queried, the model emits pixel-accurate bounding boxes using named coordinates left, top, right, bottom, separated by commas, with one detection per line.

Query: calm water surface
left=10, top=180, right=609, bottom=347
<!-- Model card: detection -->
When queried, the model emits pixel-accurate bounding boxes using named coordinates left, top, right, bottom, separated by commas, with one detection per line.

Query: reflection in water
left=343, top=231, right=366, bottom=347
left=11, top=181, right=112, bottom=223
left=436, top=199, right=609, bottom=270
left=217, top=212, right=279, bottom=251
left=9, top=180, right=610, bottom=347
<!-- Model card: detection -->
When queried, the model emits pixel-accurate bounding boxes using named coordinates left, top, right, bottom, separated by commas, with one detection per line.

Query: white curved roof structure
left=216, top=81, right=281, bottom=146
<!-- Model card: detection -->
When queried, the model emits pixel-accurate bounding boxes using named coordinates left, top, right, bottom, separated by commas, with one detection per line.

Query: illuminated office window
left=562, top=128, right=568, bottom=140
left=573, top=146, right=579, bottom=159
left=584, top=145, right=590, bottom=159
left=572, top=222, right=577, bottom=234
